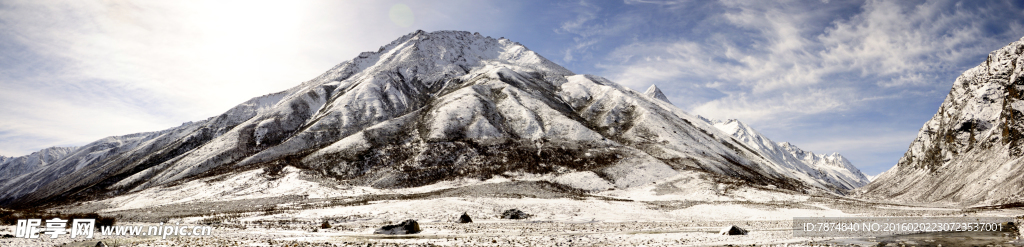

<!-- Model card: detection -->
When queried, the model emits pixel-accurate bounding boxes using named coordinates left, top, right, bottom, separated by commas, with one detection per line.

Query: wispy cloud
left=600, top=0, right=1024, bottom=122
left=556, top=0, right=1024, bottom=173
left=555, top=0, right=605, bottom=63
left=554, top=0, right=652, bottom=64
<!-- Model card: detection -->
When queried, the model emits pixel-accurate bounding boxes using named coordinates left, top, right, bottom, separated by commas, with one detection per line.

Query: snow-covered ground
left=25, top=165, right=1019, bottom=247
left=11, top=196, right=1020, bottom=247
left=89, top=165, right=811, bottom=214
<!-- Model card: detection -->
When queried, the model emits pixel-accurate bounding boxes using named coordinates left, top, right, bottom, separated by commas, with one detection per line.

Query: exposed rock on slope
left=860, top=37, right=1024, bottom=206
left=2, top=30, right=841, bottom=207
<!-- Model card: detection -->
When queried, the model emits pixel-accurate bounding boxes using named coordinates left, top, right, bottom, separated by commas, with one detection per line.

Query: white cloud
left=815, top=0, right=1007, bottom=87
left=556, top=1, right=601, bottom=63
left=0, top=0, right=512, bottom=156
left=555, top=0, right=644, bottom=63
left=623, top=0, right=691, bottom=5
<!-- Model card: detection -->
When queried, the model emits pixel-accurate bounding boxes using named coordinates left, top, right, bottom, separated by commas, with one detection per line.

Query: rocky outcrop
left=374, top=219, right=421, bottom=235
left=719, top=225, right=748, bottom=235
left=458, top=212, right=473, bottom=223
left=501, top=209, right=530, bottom=220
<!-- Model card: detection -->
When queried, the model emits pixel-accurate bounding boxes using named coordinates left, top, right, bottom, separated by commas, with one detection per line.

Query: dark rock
left=374, top=219, right=421, bottom=235
left=718, top=225, right=747, bottom=235
left=95, top=241, right=108, bottom=247
left=1003, top=221, right=1019, bottom=237
left=458, top=212, right=473, bottom=223
left=501, top=209, right=530, bottom=219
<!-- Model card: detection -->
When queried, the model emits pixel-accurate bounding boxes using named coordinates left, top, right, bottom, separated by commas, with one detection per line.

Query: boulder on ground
left=718, top=225, right=748, bottom=235
left=95, top=241, right=108, bottom=247
left=458, top=212, right=473, bottom=223
left=374, top=219, right=421, bottom=235
left=501, top=209, right=530, bottom=219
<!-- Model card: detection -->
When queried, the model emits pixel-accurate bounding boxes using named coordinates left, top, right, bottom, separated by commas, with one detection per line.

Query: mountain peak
left=323, top=30, right=574, bottom=90
left=644, top=85, right=672, bottom=104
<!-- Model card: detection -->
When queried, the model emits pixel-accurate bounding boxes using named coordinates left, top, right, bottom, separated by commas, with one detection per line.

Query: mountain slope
left=708, top=119, right=869, bottom=190
left=2, top=30, right=840, bottom=208
left=859, top=37, right=1024, bottom=206
left=0, top=93, right=287, bottom=205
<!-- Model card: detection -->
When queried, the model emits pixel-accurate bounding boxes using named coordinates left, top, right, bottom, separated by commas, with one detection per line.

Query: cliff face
left=859, top=37, right=1024, bottom=206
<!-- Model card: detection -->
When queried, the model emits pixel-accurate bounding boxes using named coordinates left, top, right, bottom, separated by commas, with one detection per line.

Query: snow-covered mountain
left=0, top=146, right=77, bottom=185
left=865, top=174, right=878, bottom=182
left=779, top=142, right=869, bottom=190
left=643, top=85, right=671, bottom=104
left=859, top=36, right=1024, bottom=206
left=704, top=118, right=869, bottom=190
left=2, top=30, right=851, bottom=207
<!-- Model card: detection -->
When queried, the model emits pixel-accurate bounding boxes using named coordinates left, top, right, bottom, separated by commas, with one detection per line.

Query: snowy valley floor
left=4, top=196, right=1023, bottom=246
left=2, top=167, right=1024, bottom=246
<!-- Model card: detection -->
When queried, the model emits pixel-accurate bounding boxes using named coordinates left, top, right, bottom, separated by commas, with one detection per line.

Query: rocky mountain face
left=859, top=37, right=1024, bottom=206
left=1, top=30, right=849, bottom=208
left=706, top=119, right=869, bottom=191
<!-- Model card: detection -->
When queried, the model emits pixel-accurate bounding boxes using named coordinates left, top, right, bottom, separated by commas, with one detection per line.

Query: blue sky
left=1, top=0, right=1023, bottom=176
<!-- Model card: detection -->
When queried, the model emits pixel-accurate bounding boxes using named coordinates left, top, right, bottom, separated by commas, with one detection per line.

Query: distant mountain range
left=0, top=30, right=870, bottom=208
left=702, top=118, right=869, bottom=190
left=860, top=36, right=1024, bottom=206
left=0, top=146, right=76, bottom=186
